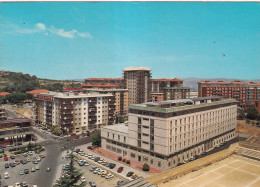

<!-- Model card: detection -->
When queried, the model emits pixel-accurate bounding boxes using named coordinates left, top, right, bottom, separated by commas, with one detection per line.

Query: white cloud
left=35, top=23, right=46, bottom=30
left=3, top=22, right=91, bottom=39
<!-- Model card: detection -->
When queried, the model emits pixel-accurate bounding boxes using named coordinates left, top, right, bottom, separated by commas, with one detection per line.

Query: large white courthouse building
left=101, top=96, right=238, bottom=170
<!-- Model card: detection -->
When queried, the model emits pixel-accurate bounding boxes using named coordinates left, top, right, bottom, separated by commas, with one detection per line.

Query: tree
left=246, top=106, right=259, bottom=120
left=52, top=126, right=62, bottom=136
left=143, top=163, right=150, bottom=171
left=237, top=109, right=246, bottom=120
left=54, top=157, right=85, bottom=187
left=91, top=130, right=101, bottom=147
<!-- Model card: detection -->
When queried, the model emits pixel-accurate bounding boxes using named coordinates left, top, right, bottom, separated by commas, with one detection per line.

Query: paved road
left=30, top=128, right=92, bottom=187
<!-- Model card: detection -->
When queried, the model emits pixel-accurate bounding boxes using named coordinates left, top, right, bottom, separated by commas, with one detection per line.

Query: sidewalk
left=77, top=144, right=155, bottom=178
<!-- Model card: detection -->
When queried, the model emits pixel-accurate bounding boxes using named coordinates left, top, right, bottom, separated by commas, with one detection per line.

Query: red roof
left=152, top=78, right=183, bottom=82
left=87, top=78, right=123, bottom=80
left=27, top=89, right=48, bottom=94
left=64, top=88, right=83, bottom=91
left=82, top=84, right=118, bottom=88
left=0, top=92, right=10, bottom=96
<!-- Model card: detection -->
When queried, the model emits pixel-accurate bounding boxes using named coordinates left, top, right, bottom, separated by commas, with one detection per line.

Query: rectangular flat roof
left=129, top=98, right=237, bottom=113
left=102, top=123, right=128, bottom=134
left=0, top=118, right=32, bottom=124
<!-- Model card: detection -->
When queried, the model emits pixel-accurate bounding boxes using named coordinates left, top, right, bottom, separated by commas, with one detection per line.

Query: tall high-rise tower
left=123, top=67, right=151, bottom=104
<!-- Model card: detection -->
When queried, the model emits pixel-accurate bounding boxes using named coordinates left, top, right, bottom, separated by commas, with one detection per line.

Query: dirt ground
left=16, top=109, right=34, bottom=118
left=237, top=120, right=260, bottom=144
left=159, top=156, right=260, bottom=187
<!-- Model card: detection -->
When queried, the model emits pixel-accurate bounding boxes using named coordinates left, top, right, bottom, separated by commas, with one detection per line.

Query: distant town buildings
left=84, top=78, right=124, bottom=88
left=0, top=108, right=6, bottom=120
left=151, top=78, right=190, bottom=101
left=123, top=67, right=151, bottom=105
left=101, top=96, right=237, bottom=170
left=35, top=91, right=116, bottom=134
left=198, top=80, right=260, bottom=111
left=27, top=89, right=49, bottom=96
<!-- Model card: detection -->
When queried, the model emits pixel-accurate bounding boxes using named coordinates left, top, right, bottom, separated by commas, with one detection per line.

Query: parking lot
left=0, top=151, right=46, bottom=186
left=56, top=146, right=145, bottom=187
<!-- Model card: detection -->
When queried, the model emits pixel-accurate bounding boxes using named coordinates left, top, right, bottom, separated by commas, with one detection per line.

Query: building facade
left=163, top=87, right=190, bottom=100
left=0, top=118, right=34, bottom=146
left=198, top=80, right=260, bottom=111
left=35, top=92, right=116, bottom=134
left=84, top=78, right=124, bottom=89
left=151, top=78, right=183, bottom=93
left=83, top=87, right=129, bottom=116
left=123, top=67, right=151, bottom=105
left=0, top=108, right=6, bottom=120
left=101, top=96, right=237, bottom=170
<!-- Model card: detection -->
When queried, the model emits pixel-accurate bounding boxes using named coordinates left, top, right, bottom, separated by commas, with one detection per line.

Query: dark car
left=126, top=171, right=134, bottom=177
left=10, top=162, right=15, bottom=167
left=94, top=157, right=100, bottom=162
left=5, top=163, right=9, bottom=168
left=75, top=149, right=80, bottom=153
left=89, top=181, right=96, bottom=187
left=20, top=182, right=28, bottom=187
left=22, top=160, right=27, bottom=165
left=10, top=155, right=15, bottom=159
left=105, top=163, right=111, bottom=167
left=117, top=166, right=123, bottom=173
left=109, top=163, right=116, bottom=169
left=24, top=169, right=29, bottom=174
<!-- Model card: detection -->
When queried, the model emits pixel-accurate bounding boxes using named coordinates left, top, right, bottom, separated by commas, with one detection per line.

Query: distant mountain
left=183, top=78, right=260, bottom=91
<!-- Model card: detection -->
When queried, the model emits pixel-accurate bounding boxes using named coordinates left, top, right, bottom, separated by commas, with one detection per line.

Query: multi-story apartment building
left=0, top=108, right=6, bottom=120
left=83, top=87, right=129, bottom=116
left=123, top=67, right=151, bottom=104
left=84, top=78, right=124, bottom=88
left=0, top=118, right=34, bottom=146
left=151, top=78, right=183, bottom=93
left=163, top=87, right=190, bottom=100
left=198, top=80, right=260, bottom=111
left=101, top=96, right=237, bottom=170
left=35, top=92, right=116, bottom=134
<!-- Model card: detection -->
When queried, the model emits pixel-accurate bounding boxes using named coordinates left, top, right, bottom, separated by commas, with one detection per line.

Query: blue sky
left=0, top=2, right=259, bottom=80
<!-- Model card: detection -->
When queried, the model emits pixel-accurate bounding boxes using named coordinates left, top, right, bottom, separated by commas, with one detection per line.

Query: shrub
left=256, top=122, right=260, bottom=126
left=118, top=156, right=122, bottom=161
left=143, top=163, right=150, bottom=171
left=123, top=158, right=126, bottom=162
left=246, top=119, right=251, bottom=124
left=126, top=160, right=130, bottom=164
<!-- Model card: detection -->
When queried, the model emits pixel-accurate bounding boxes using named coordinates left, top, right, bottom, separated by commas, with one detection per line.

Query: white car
left=105, top=174, right=114, bottom=179
left=98, top=159, right=105, bottom=164
left=98, top=170, right=105, bottom=175
left=93, top=168, right=101, bottom=174
left=3, top=172, right=9, bottom=179
left=14, top=183, right=21, bottom=187
left=28, top=151, right=33, bottom=155
left=80, top=176, right=86, bottom=183
left=36, top=157, right=41, bottom=162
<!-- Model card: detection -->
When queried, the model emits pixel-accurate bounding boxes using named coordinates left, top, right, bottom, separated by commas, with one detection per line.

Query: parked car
left=109, top=163, right=116, bottom=169
left=131, top=174, right=138, bottom=179
left=31, top=167, right=36, bottom=172
left=117, top=167, right=124, bottom=173
left=46, top=167, right=51, bottom=172
left=89, top=181, right=96, bottom=187
left=105, top=163, right=111, bottom=167
left=5, top=163, right=9, bottom=168
left=4, top=156, right=8, bottom=161
left=94, top=157, right=100, bottom=162
left=10, top=162, right=15, bottom=167
left=126, top=171, right=134, bottom=177
left=39, top=154, right=45, bottom=158
left=10, top=155, right=15, bottom=159
left=105, top=174, right=114, bottom=179
left=14, top=160, right=20, bottom=165
left=35, top=165, right=40, bottom=170
left=80, top=176, right=86, bottom=183
left=24, top=169, right=29, bottom=174
left=19, top=170, right=24, bottom=175
left=117, top=180, right=126, bottom=186
left=3, top=172, right=9, bottom=179
left=20, top=182, right=28, bottom=187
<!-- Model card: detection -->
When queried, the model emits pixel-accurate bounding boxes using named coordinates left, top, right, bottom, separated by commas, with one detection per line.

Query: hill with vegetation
left=0, top=71, right=82, bottom=93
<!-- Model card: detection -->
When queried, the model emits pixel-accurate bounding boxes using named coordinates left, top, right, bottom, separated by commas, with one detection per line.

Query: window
left=138, top=117, right=141, bottom=124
